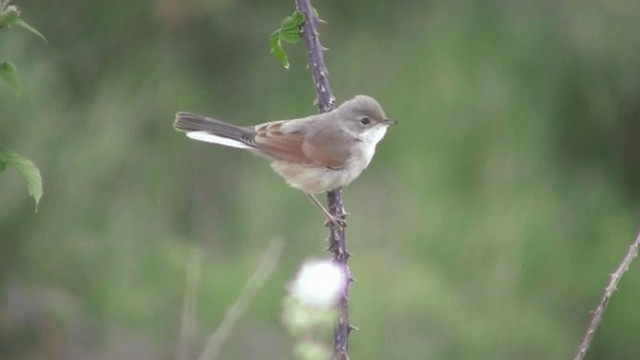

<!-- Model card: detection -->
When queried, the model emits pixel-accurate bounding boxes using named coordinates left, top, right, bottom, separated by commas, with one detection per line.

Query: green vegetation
left=1, top=1, right=640, bottom=359
left=270, top=10, right=304, bottom=69
left=0, top=1, right=45, bottom=209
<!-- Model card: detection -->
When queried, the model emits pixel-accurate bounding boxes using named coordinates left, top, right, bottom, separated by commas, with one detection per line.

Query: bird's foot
left=324, top=213, right=348, bottom=228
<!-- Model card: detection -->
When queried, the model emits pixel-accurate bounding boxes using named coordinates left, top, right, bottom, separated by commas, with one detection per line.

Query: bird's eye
left=360, top=117, right=371, bottom=125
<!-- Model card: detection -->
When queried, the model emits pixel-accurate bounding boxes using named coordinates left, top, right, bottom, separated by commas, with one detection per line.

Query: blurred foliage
left=1, top=0, right=640, bottom=359
left=0, top=0, right=46, bottom=92
left=0, top=1, right=44, bottom=209
left=0, top=145, right=42, bottom=209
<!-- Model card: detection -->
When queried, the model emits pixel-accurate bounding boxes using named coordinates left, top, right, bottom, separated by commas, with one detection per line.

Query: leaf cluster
left=0, top=1, right=46, bottom=92
left=0, top=1, right=45, bottom=209
left=269, top=11, right=305, bottom=69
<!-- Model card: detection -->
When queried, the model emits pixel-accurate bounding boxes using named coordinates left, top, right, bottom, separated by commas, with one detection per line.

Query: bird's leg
left=307, top=193, right=347, bottom=228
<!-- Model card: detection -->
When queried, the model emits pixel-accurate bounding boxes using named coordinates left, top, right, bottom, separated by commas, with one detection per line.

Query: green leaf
left=270, top=32, right=289, bottom=69
left=0, top=5, right=19, bottom=27
left=0, top=61, right=20, bottom=93
left=279, top=11, right=304, bottom=44
left=0, top=145, right=43, bottom=210
left=0, top=5, right=47, bottom=43
left=11, top=17, right=47, bottom=43
left=269, top=11, right=305, bottom=69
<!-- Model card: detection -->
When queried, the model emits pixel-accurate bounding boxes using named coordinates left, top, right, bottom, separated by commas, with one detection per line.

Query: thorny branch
left=293, top=1, right=353, bottom=359
left=573, top=229, right=640, bottom=360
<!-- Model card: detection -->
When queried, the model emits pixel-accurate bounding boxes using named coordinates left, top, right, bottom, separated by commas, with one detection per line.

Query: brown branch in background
left=293, top=1, right=353, bottom=359
left=573, top=229, right=640, bottom=360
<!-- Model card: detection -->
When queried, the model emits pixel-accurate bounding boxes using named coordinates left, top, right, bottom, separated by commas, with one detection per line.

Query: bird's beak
left=383, top=118, right=398, bottom=126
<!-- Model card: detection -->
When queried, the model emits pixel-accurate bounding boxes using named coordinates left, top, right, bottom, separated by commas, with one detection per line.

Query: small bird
left=174, top=95, right=396, bottom=227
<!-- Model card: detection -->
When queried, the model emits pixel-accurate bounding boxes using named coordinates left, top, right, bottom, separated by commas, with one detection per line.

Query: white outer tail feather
left=185, top=131, right=252, bottom=149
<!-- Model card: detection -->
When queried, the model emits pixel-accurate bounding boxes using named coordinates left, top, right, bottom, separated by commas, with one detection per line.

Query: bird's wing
left=254, top=120, right=348, bottom=168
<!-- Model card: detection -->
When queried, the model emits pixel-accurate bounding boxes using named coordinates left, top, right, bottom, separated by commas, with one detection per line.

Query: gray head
left=336, top=95, right=397, bottom=134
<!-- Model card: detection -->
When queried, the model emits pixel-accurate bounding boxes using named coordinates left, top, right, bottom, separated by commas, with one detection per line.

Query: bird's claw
left=324, top=214, right=348, bottom=228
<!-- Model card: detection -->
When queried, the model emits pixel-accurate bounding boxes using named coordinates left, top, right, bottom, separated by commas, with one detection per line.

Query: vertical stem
left=327, top=188, right=351, bottom=360
left=294, top=0, right=336, bottom=113
left=293, top=1, right=352, bottom=358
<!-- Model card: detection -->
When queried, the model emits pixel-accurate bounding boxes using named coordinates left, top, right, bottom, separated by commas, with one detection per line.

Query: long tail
left=174, top=112, right=257, bottom=149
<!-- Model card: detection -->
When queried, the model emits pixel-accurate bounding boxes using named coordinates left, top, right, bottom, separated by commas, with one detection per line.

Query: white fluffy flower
left=289, top=259, right=347, bottom=309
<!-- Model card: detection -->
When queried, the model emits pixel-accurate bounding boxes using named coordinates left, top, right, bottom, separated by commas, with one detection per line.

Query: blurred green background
left=2, top=0, right=640, bottom=359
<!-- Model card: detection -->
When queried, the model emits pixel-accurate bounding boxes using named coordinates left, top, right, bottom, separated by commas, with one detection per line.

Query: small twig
left=293, top=1, right=352, bottom=358
left=573, top=229, right=640, bottom=360
left=198, top=239, right=283, bottom=360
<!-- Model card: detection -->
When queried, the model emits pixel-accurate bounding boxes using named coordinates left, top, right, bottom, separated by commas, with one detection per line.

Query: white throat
left=362, top=126, right=388, bottom=145
left=357, top=126, right=388, bottom=168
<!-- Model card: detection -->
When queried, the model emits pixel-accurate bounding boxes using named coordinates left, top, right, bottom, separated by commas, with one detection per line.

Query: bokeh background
left=2, top=0, right=640, bottom=359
